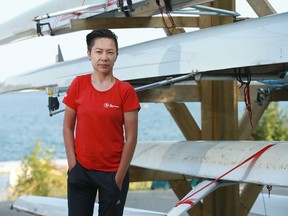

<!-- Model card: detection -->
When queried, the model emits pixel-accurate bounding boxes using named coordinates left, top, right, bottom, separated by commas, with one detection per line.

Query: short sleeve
left=62, top=77, right=79, bottom=111
left=121, top=82, right=141, bottom=113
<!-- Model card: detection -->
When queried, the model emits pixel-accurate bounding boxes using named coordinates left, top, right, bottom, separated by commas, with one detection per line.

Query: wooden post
left=199, top=1, right=239, bottom=216
left=163, top=27, right=203, bottom=216
left=246, top=0, right=276, bottom=17
left=238, top=3, right=276, bottom=215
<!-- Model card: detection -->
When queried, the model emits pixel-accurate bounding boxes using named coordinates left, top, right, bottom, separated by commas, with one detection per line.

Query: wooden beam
left=169, top=27, right=186, bottom=35
left=129, top=166, right=193, bottom=182
left=137, top=84, right=200, bottom=103
left=270, top=88, right=288, bottom=101
left=199, top=80, right=239, bottom=140
left=71, top=16, right=199, bottom=30
left=238, top=98, right=270, bottom=140
left=200, top=1, right=239, bottom=216
left=95, top=0, right=212, bottom=18
left=204, top=185, right=240, bottom=216
left=137, top=83, right=276, bottom=103
left=240, top=76, right=271, bottom=216
left=199, top=80, right=214, bottom=138
left=165, top=102, right=201, bottom=140
left=161, top=27, right=205, bottom=216
left=246, top=0, right=276, bottom=17
left=169, top=179, right=203, bottom=216
left=239, top=184, right=263, bottom=216
left=199, top=1, right=235, bottom=27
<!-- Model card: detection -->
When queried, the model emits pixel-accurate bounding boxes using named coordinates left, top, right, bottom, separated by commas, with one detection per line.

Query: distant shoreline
left=0, top=159, right=67, bottom=201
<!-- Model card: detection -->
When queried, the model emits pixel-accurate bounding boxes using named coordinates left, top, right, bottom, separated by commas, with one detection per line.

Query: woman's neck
left=91, top=73, right=115, bottom=91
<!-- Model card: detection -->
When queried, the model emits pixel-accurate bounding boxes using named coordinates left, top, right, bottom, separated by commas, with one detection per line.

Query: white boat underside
left=11, top=187, right=288, bottom=216
left=1, top=12, right=288, bottom=93
left=10, top=140, right=288, bottom=216
left=132, top=140, right=288, bottom=187
left=11, top=195, right=166, bottom=216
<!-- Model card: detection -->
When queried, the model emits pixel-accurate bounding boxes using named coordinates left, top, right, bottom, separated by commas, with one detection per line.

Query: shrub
left=11, top=141, right=67, bottom=199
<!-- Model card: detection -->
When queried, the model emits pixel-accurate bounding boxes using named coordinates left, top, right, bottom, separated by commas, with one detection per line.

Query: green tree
left=252, top=102, right=288, bottom=141
left=11, top=140, right=67, bottom=199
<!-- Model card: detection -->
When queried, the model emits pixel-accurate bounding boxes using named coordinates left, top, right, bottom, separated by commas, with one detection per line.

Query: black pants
left=67, top=162, right=129, bottom=216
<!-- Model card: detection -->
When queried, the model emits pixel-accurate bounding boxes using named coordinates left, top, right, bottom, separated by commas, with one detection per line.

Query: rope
left=175, top=143, right=276, bottom=207
left=156, top=0, right=175, bottom=35
left=235, top=67, right=253, bottom=127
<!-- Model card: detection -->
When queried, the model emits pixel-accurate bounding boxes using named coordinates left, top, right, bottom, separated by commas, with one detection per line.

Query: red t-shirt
left=63, top=74, right=140, bottom=171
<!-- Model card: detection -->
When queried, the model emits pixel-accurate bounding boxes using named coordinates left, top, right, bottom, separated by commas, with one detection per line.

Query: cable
left=156, top=0, right=175, bottom=35
left=235, top=67, right=253, bottom=127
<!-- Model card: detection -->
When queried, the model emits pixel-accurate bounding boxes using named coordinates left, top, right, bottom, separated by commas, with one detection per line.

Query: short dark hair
left=86, top=29, right=118, bottom=54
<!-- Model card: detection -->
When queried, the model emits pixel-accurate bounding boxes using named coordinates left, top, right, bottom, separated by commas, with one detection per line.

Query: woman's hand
left=115, top=172, right=123, bottom=190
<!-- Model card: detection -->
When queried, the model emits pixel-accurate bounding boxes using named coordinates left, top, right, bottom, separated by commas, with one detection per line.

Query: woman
left=62, top=29, right=140, bottom=216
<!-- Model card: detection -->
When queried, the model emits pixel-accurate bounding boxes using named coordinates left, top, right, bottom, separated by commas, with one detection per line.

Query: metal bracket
left=117, top=0, right=135, bottom=13
left=256, top=88, right=270, bottom=106
left=36, top=22, right=54, bottom=36
left=46, top=86, right=62, bottom=116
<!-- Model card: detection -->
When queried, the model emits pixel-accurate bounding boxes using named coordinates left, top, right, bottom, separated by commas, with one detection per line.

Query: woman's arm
left=115, top=110, right=138, bottom=189
left=63, top=106, right=77, bottom=171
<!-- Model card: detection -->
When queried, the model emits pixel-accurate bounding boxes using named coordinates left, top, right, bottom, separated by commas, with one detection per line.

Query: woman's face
left=87, top=37, right=117, bottom=75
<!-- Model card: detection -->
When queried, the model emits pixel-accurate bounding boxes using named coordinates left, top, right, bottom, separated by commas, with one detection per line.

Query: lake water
left=1, top=91, right=287, bottom=162
left=0, top=91, right=201, bottom=162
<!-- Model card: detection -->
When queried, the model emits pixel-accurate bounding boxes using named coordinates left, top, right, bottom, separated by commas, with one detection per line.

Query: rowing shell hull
left=1, top=12, right=288, bottom=93
left=0, top=0, right=209, bottom=44
left=132, top=141, right=288, bottom=187
left=0, top=0, right=145, bottom=44
left=12, top=195, right=166, bottom=216
left=11, top=191, right=288, bottom=216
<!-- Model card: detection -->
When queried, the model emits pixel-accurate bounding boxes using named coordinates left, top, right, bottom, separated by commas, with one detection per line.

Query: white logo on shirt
left=104, top=103, right=119, bottom=109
